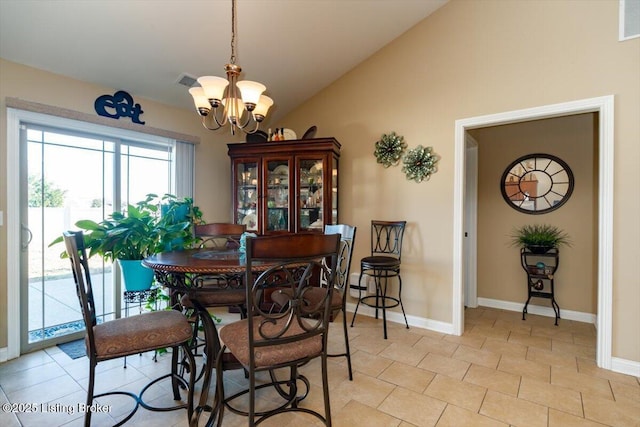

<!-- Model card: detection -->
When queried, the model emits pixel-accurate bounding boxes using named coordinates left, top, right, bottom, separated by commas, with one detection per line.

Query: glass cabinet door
left=235, top=161, right=258, bottom=232
left=331, top=156, right=338, bottom=225
left=298, top=158, right=324, bottom=231
left=266, top=159, right=290, bottom=232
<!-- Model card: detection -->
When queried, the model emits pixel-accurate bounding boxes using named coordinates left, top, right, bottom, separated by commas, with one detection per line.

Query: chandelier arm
left=242, top=119, right=260, bottom=134
left=211, top=107, right=229, bottom=128
left=200, top=115, right=223, bottom=131
left=234, top=110, right=255, bottom=130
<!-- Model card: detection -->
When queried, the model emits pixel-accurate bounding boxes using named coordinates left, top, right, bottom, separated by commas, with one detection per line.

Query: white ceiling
left=0, top=0, right=447, bottom=123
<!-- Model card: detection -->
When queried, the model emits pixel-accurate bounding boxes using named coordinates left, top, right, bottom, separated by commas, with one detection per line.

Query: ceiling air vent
left=620, top=0, right=640, bottom=40
left=176, top=73, right=198, bottom=88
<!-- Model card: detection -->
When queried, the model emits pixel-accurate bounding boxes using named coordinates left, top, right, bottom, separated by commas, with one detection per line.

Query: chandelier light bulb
left=236, top=80, right=266, bottom=109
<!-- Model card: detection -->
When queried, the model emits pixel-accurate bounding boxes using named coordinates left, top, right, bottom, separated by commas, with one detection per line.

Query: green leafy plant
left=50, top=193, right=201, bottom=260
left=510, top=224, right=571, bottom=253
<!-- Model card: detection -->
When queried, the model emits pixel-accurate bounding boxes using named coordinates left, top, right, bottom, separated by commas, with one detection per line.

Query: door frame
left=463, top=134, right=478, bottom=308
left=452, top=95, right=614, bottom=369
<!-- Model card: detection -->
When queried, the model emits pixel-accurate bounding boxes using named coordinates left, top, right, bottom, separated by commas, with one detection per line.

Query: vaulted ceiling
left=0, top=0, right=447, bottom=122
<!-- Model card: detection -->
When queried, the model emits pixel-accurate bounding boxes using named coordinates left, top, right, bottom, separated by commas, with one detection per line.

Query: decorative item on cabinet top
left=301, top=125, right=318, bottom=139
left=245, top=130, right=268, bottom=143
left=266, top=128, right=297, bottom=141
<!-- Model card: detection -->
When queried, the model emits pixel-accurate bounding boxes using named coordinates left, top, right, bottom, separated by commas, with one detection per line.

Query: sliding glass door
left=20, top=123, right=174, bottom=353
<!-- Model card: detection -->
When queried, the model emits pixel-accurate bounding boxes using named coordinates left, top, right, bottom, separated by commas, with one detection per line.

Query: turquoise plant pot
left=118, top=259, right=154, bottom=291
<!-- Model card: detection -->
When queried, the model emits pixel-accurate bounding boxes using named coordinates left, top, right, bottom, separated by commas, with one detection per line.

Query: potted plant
left=51, top=193, right=199, bottom=291
left=510, top=224, right=571, bottom=254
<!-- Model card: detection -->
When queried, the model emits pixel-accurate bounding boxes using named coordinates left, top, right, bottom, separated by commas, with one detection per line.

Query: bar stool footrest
left=359, top=295, right=401, bottom=309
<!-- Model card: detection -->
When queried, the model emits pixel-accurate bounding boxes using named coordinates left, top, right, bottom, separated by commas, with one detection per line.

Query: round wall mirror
left=500, top=153, right=574, bottom=214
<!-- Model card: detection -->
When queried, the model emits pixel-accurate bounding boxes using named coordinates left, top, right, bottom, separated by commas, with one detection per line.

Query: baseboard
left=477, top=297, right=597, bottom=324
left=0, top=347, right=7, bottom=363
left=345, top=302, right=454, bottom=335
left=611, top=357, right=640, bottom=378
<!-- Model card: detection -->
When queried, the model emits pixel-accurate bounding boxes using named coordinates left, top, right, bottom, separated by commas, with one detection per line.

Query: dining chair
left=62, top=231, right=196, bottom=427
left=188, top=222, right=248, bottom=315
left=270, top=224, right=357, bottom=380
left=180, top=223, right=248, bottom=379
left=350, top=220, right=409, bottom=339
left=212, top=233, right=340, bottom=427
left=194, top=222, right=246, bottom=249
left=182, top=222, right=248, bottom=316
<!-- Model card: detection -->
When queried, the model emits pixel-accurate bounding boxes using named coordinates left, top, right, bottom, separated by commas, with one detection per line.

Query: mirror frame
left=500, top=153, right=574, bottom=215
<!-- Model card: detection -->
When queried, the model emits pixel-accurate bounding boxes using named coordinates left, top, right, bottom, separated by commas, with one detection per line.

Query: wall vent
left=176, top=73, right=198, bottom=88
left=620, top=0, right=640, bottom=41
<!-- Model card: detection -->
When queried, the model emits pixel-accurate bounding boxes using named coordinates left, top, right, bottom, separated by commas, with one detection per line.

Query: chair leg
left=193, top=301, right=222, bottom=427
left=374, top=274, right=381, bottom=320
left=212, top=346, right=226, bottom=427
left=180, top=342, right=197, bottom=423
left=341, top=308, right=353, bottom=380
left=350, top=272, right=365, bottom=327
left=85, top=360, right=96, bottom=427
left=321, top=354, right=332, bottom=427
left=381, top=276, right=388, bottom=339
left=171, top=345, right=181, bottom=400
left=397, top=273, right=409, bottom=329
left=249, top=363, right=257, bottom=427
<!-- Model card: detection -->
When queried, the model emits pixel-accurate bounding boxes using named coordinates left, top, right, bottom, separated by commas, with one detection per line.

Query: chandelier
left=188, top=0, right=273, bottom=135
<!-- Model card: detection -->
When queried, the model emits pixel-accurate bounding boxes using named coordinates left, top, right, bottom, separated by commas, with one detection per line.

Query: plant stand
left=520, top=248, right=560, bottom=325
left=123, top=288, right=160, bottom=366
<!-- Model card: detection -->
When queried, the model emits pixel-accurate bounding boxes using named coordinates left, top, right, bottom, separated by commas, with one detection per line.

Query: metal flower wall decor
left=401, top=145, right=439, bottom=183
left=374, top=132, right=407, bottom=167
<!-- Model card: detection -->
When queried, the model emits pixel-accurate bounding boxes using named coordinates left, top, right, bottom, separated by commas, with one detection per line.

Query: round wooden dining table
left=143, top=248, right=275, bottom=426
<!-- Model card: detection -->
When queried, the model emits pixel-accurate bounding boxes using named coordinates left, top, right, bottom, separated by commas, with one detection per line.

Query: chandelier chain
left=230, top=0, right=237, bottom=64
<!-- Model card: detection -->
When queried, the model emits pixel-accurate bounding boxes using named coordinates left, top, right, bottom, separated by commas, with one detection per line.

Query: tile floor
left=1, top=307, right=639, bottom=427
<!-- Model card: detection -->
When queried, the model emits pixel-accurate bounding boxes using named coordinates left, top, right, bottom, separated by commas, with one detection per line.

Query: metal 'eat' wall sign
left=94, top=90, right=145, bottom=124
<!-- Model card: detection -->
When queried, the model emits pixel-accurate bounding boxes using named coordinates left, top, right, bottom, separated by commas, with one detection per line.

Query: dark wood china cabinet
left=228, top=138, right=340, bottom=235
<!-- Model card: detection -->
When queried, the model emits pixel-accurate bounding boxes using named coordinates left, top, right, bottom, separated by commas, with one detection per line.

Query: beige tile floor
left=1, top=306, right=639, bottom=427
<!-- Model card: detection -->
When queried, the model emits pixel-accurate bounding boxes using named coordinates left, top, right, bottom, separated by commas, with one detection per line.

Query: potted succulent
left=51, top=193, right=200, bottom=291
left=510, top=224, right=571, bottom=254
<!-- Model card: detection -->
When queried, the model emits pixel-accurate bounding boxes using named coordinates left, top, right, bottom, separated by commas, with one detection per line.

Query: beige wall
left=278, top=0, right=639, bottom=362
left=1, top=0, right=639, bottom=365
left=0, top=59, right=243, bottom=349
left=470, top=114, right=597, bottom=314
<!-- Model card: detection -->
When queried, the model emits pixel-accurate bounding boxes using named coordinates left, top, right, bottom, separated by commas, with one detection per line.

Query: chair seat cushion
left=361, top=255, right=401, bottom=269
left=219, top=317, right=322, bottom=368
left=180, top=289, right=245, bottom=308
left=271, top=287, right=341, bottom=311
left=91, top=310, right=192, bottom=360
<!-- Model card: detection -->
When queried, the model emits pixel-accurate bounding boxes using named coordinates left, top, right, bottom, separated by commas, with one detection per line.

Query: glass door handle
left=21, top=223, right=32, bottom=251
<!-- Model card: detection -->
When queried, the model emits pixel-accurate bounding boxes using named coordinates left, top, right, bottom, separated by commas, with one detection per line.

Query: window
left=9, top=108, right=195, bottom=351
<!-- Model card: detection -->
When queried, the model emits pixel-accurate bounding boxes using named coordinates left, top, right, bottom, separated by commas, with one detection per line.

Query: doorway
left=453, top=96, right=614, bottom=369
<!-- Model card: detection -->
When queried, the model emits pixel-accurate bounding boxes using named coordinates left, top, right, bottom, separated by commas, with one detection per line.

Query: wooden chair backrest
left=194, top=223, right=246, bottom=249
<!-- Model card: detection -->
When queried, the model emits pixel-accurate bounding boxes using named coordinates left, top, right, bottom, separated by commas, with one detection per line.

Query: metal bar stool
left=351, top=220, right=409, bottom=339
